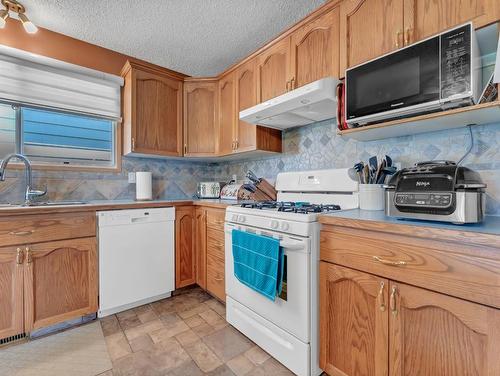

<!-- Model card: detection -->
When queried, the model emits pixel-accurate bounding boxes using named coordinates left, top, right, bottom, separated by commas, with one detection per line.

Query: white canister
left=135, top=172, right=153, bottom=201
left=359, top=184, right=385, bottom=211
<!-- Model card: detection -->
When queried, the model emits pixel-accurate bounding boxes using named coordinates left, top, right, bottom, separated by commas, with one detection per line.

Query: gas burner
left=240, top=201, right=278, bottom=209
left=277, top=202, right=341, bottom=214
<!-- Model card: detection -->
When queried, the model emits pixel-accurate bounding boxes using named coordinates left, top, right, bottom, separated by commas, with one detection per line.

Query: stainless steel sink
left=30, top=200, right=87, bottom=206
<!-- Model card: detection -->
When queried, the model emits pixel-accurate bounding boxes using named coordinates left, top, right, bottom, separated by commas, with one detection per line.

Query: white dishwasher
left=98, top=207, right=175, bottom=317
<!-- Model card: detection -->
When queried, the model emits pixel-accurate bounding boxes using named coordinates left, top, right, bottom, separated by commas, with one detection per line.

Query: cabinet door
left=218, top=72, right=236, bottom=156
left=291, top=7, right=340, bottom=89
left=257, top=37, right=292, bottom=102
left=320, top=262, right=389, bottom=376
left=175, top=206, right=196, bottom=288
left=403, top=0, right=500, bottom=45
left=0, top=247, right=24, bottom=339
left=24, top=238, right=97, bottom=331
left=340, top=0, right=404, bottom=73
left=195, top=207, right=207, bottom=289
left=132, top=69, right=183, bottom=156
left=184, top=81, right=219, bottom=157
left=389, top=282, right=500, bottom=376
left=235, top=59, right=258, bottom=153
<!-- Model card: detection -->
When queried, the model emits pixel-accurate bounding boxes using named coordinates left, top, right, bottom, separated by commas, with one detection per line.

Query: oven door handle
left=279, top=242, right=305, bottom=251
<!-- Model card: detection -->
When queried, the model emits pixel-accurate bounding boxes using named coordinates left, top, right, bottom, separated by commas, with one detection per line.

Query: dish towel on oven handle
left=232, top=229, right=284, bottom=301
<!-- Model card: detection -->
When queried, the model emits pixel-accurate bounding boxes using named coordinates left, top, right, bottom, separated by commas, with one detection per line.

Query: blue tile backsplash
left=0, top=120, right=499, bottom=215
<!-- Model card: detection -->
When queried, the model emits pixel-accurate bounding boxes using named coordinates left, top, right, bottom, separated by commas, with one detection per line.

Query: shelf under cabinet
left=338, top=101, right=500, bottom=141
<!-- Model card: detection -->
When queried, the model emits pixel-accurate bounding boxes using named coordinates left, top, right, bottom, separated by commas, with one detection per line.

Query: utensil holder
left=359, top=184, right=385, bottom=210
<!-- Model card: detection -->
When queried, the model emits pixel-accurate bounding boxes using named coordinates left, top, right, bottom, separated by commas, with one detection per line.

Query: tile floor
left=101, top=287, right=296, bottom=376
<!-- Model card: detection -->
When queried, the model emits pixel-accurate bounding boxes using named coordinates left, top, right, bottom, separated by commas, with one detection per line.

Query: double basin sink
left=0, top=201, right=87, bottom=208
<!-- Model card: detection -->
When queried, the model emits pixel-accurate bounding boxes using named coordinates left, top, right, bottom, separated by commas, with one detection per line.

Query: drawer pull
left=378, top=282, right=386, bottom=312
left=213, top=220, right=224, bottom=225
left=16, top=248, right=24, bottom=265
left=373, top=255, right=406, bottom=266
left=214, top=276, right=224, bottom=282
left=9, top=230, right=35, bottom=236
left=390, top=286, right=398, bottom=316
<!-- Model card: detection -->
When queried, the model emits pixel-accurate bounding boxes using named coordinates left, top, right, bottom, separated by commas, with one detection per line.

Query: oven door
left=225, top=222, right=310, bottom=342
left=346, top=36, right=440, bottom=122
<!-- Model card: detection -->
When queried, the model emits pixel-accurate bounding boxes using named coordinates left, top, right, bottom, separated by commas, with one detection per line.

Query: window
left=0, top=102, right=116, bottom=168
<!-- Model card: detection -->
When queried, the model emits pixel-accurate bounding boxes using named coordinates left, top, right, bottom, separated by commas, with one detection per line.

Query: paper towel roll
left=136, top=172, right=153, bottom=201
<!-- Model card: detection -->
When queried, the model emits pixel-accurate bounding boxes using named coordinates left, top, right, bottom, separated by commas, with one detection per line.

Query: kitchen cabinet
left=0, top=247, right=24, bottom=340
left=183, top=79, right=219, bottom=157
left=195, top=207, right=207, bottom=289
left=403, top=0, right=500, bottom=44
left=390, top=281, right=500, bottom=376
left=24, top=238, right=97, bottom=331
left=235, top=59, right=282, bottom=154
left=175, top=206, right=196, bottom=288
left=319, top=216, right=500, bottom=376
left=340, top=0, right=404, bottom=73
left=218, top=72, right=236, bottom=156
left=290, top=6, right=340, bottom=88
left=257, top=37, right=292, bottom=102
left=122, top=60, right=184, bottom=157
left=0, top=212, right=97, bottom=340
left=319, top=262, right=388, bottom=376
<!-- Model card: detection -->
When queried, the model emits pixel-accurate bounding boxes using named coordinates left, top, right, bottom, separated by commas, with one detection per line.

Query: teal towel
left=232, top=229, right=284, bottom=301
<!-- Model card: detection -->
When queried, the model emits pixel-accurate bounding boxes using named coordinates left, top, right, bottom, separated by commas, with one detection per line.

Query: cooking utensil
left=368, top=156, right=378, bottom=184
left=353, top=162, right=364, bottom=183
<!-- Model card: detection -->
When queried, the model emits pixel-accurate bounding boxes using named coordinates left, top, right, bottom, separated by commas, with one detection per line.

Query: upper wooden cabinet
left=0, top=247, right=24, bottom=340
left=122, top=61, right=184, bottom=157
left=235, top=59, right=282, bottom=154
left=290, top=6, right=340, bottom=88
left=320, top=262, right=388, bottom=376
left=183, top=79, right=219, bottom=157
left=390, top=282, right=500, bottom=376
left=218, top=72, right=236, bottom=156
left=403, top=0, right=500, bottom=44
left=24, top=238, right=97, bottom=332
left=340, top=0, right=404, bottom=73
left=257, top=37, right=292, bottom=102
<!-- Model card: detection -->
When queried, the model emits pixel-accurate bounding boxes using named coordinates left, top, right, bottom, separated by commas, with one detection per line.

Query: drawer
left=207, top=229, right=225, bottom=259
left=0, top=212, right=96, bottom=247
left=206, top=209, right=225, bottom=231
left=207, top=254, right=225, bottom=302
left=320, top=228, right=500, bottom=309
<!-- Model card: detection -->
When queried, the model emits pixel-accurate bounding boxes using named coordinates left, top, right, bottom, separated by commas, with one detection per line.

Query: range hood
left=239, top=76, right=340, bottom=129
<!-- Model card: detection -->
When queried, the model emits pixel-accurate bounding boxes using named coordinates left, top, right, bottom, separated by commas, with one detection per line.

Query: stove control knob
left=281, top=222, right=290, bottom=231
left=232, top=214, right=238, bottom=222
left=238, top=215, right=246, bottom=223
left=271, top=220, right=279, bottom=229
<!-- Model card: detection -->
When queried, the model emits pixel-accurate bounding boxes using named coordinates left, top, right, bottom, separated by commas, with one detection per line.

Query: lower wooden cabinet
left=175, top=206, right=196, bottom=288
left=319, top=262, right=388, bottom=376
left=320, top=262, right=500, bottom=376
left=206, top=254, right=225, bottom=302
left=0, top=247, right=24, bottom=339
left=24, top=238, right=97, bottom=331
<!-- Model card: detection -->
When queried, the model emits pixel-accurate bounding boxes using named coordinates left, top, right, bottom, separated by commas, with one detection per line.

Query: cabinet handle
left=234, top=140, right=239, bottom=150
left=25, top=247, right=33, bottom=265
left=184, top=144, right=187, bottom=155
left=373, top=255, right=406, bottom=267
left=395, top=30, right=403, bottom=48
left=131, top=137, right=135, bottom=151
left=378, top=281, right=386, bottom=312
left=9, top=230, right=34, bottom=236
left=390, top=286, right=398, bottom=316
left=290, top=78, right=295, bottom=90
left=405, top=28, right=411, bottom=45
left=16, top=248, right=24, bottom=265
left=214, top=276, right=224, bottom=282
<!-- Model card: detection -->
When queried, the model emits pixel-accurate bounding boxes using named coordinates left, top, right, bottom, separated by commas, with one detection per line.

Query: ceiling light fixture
left=0, top=0, right=38, bottom=33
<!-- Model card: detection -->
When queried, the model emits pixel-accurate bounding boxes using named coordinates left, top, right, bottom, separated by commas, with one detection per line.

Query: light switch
left=128, top=172, right=136, bottom=184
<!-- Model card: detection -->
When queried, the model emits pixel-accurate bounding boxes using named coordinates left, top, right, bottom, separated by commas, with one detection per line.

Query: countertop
left=0, top=198, right=241, bottom=216
left=319, top=209, right=500, bottom=246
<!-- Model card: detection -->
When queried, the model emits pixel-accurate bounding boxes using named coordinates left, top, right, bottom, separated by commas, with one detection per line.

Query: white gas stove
left=224, top=168, right=359, bottom=376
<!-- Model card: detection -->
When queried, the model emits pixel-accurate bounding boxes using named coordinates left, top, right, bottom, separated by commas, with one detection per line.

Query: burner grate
left=241, top=201, right=341, bottom=214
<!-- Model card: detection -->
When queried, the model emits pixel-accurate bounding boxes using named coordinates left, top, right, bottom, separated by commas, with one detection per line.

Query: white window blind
left=0, top=45, right=124, bottom=119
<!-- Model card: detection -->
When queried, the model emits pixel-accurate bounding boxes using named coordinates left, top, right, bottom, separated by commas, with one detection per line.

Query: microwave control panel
left=440, top=24, right=471, bottom=100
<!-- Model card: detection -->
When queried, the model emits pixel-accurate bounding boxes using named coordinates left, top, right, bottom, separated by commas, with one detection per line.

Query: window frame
left=0, top=100, right=122, bottom=172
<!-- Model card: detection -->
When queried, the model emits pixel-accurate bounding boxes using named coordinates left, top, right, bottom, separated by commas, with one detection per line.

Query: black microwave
left=345, top=23, right=481, bottom=127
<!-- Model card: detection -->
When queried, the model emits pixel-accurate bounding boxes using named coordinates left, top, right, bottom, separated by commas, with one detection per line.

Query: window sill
left=4, top=162, right=122, bottom=174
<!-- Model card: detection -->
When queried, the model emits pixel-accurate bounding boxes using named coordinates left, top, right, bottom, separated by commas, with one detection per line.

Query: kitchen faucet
left=0, top=153, right=46, bottom=205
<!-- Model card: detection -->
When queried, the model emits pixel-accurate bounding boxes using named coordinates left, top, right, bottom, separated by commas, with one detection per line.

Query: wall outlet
left=128, top=172, right=136, bottom=184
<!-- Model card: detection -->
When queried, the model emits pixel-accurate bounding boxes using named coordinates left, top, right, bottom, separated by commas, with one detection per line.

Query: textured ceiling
left=20, top=0, right=327, bottom=76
